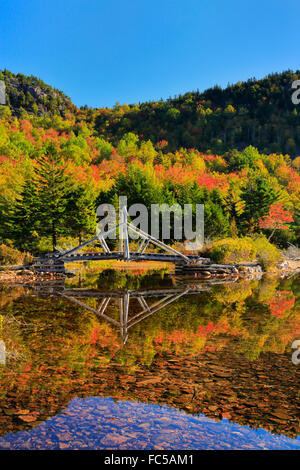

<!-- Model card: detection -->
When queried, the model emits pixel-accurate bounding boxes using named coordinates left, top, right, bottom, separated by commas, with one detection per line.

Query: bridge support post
left=32, top=258, right=65, bottom=274
left=119, top=204, right=124, bottom=254
left=119, top=292, right=129, bottom=344
left=123, top=207, right=130, bottom=261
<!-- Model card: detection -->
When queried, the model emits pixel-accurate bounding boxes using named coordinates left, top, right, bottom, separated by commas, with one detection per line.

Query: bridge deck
left=43, top=251, right=205, bottom=264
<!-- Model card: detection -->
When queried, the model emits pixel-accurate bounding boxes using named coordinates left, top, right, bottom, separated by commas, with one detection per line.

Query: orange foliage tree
left=258, top=203, right=294, bottom=241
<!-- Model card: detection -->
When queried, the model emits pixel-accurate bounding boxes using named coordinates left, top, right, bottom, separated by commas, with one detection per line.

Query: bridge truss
left=34, top=207, right=204, bottom=271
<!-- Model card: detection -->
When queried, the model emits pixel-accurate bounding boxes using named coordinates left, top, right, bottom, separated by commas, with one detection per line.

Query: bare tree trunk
left=267, top=225, right=278, bottom=242
left=52, top=220, right=56, bottom=251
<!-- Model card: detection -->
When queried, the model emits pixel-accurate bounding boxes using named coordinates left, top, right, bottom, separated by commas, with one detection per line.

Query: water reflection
left=33, top=278, right=228, bottom=343
left=1, top=396, right=300, bottom=450
left=0, top=274, right=299, bottom=449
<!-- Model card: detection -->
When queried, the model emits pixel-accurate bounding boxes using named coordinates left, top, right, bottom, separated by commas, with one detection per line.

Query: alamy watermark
left=0, top=80, right=5, bottom=106
left=0, top=340, right=5, bottom=366
left=292, top=340, right=300, bottom=365
left=96, top=196, right=204, bottom=251
left=292, top=80, right=300, bottom=105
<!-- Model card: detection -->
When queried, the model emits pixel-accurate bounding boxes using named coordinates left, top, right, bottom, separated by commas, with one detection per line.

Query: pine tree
left=34, top=143, right=70, bottom=251
left=11, top=179, right=39, bottom=251
left=240, top=176, right=284, bottom=231
left=65, top=185, right=96, bottom=244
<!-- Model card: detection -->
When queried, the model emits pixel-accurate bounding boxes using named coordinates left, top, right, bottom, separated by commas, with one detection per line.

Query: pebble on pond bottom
left=0, top=396, right=300, bottom=450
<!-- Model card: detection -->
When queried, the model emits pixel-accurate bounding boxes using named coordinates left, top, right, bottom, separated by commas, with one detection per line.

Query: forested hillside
left=0, top=69, right=74, bottom=117
left=0, top=69, right=299, bottom=258
left=92, top=70, right=300, bottom=156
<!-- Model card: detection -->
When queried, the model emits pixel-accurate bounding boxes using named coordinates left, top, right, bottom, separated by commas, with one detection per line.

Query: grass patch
left=65, top=259, right=173, bottom=275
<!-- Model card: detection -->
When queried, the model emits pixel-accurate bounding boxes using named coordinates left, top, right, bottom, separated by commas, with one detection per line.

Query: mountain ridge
left=1, top=68, right=300, bottom=156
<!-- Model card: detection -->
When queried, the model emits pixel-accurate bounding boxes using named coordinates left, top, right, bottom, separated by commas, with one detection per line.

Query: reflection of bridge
left=31, top=279, right=235, bottom=344
left=32, top=207, right=207, bottom=273
left=59, top=288, right=193, bottom=344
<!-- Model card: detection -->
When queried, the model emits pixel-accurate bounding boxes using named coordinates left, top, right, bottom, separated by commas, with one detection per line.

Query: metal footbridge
left=33, top=207, right=205, bottom=272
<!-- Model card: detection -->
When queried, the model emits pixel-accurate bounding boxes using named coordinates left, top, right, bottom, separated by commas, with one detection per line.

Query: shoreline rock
left=0, top=257, right=299, bottom=284
left=0, top=269, right=68, bottom=284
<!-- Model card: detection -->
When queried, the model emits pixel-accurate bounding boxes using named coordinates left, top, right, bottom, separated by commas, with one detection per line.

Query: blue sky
left=0, top=0, right=299, bottom=108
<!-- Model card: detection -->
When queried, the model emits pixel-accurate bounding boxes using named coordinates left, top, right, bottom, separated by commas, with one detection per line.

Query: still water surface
left=0, top=273, right=299, bottom=450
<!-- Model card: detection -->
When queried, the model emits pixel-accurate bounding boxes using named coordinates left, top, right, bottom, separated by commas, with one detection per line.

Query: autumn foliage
left=0, top=69, right=299, bottom=252
left=259, top=203, right=294, bottom=241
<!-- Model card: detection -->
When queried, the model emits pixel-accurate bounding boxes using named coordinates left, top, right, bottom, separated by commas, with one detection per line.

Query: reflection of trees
left=0, top=312, right=31, bottom=364
left=266, top=291, right=295, bottom=318
left=0, top=308, right=51, bottom=366
left=0, top=276, right=299, bottom=438
left=0, top=276, right=299, bottom=371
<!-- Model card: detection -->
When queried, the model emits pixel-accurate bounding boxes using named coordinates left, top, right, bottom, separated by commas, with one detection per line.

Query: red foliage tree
left=258, top=203, right=294, bottom=241
left=156, top=140, right=168, bottom=150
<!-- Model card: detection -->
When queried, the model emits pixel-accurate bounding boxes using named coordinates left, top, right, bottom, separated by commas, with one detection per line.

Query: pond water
left=0, top=272, right=299, bottom=450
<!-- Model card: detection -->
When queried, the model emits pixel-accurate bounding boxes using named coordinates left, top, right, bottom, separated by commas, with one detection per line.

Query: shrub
left=209, top=237, right=257, bottom=264
left=35, top=237, right=54, bottom=254
left=252, top=235, right=281, bottom=270
left=208, top=236, right=281, bottom=271
left=0, top=244, right=28, bottom=265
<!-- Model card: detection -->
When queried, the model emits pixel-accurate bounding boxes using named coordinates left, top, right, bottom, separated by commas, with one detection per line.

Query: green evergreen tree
left=240, top=176, right=283, bottom=232
left=34, top=143, right=70, bottom=251
left=0, top=196, right=16, bottom=244
left=65, top=185, right=96, bottom=244
left=11, top=179, right=39, bottom=251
